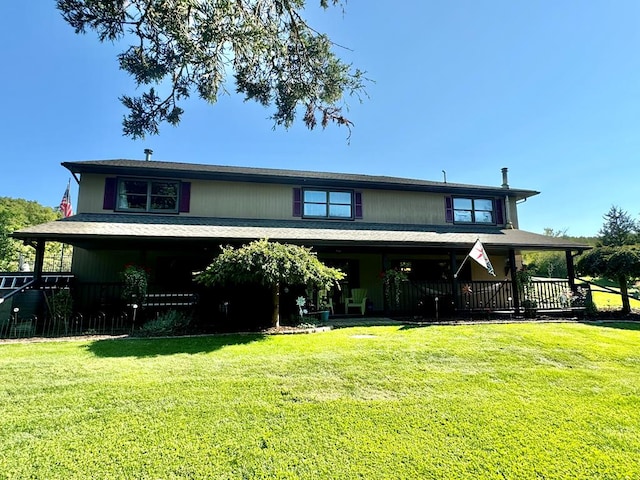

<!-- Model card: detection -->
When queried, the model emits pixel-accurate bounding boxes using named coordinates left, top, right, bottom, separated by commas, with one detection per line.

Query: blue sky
left=1, top=1, right=639, bottom=237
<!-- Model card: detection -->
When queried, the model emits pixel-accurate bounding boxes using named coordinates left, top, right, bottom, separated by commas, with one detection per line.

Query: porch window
left=303, top=189, right=353, bottom=219
left=453, top=198, right=494, bottom=224
left=117, top=179, right=179, bottom=213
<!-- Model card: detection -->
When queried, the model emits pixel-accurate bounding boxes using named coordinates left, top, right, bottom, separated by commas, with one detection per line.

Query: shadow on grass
left=86, top=333, right=267, bottom=358
left=580, top=320, right=640, bottom=332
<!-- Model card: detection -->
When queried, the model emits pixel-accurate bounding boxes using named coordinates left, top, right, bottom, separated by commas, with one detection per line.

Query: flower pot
left=320, top=310, right=330, bottom=322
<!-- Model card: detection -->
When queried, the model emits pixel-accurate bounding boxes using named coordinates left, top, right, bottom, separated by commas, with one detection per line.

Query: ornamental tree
left=196, top=239, right=344, bottom=328
left=577, top=246, right=640, bottom=314
left=57, top=0, right=366, bottom=139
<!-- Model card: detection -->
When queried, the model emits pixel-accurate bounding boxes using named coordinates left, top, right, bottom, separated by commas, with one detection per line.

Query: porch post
left=381, top=252, right=389, bottom=314
left=449, top=250, right=459, bottom=310
left=566, top=250, right=577, bottom=291
left=33, top=240, right=46, bottom=288
left=508, top=249, right=520, bottom=312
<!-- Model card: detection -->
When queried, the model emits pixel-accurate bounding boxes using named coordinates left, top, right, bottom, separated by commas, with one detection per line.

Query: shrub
left=47, top=289, right=73, bottom=320
left=135, top=310, right=192, bottom=337
left=120, top=264, right=150, bottom=304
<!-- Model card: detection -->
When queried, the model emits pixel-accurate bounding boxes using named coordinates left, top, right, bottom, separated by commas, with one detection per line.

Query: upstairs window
left=117, top=179, right=179, bottom=213
left=453, top=198, right=494, bottom=224
left=303, top=189, right=353, bottom=219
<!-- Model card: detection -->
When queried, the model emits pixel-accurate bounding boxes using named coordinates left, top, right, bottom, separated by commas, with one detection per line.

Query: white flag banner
left=469, top=239, right=496, bottom=276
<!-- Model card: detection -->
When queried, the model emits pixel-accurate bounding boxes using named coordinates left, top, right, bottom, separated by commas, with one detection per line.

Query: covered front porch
left=5, top=215, right=591, bottom=338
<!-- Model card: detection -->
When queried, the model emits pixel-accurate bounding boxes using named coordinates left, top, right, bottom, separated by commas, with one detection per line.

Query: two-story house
left=13, top=159, right=589, bottom=323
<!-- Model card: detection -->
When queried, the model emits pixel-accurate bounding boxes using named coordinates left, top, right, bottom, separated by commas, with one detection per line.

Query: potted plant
left=318, top=299, right=332, bottom=321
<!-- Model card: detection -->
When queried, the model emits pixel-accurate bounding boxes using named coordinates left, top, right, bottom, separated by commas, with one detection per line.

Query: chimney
left=501, top=167, right=509, bottom=189
left=144, top=149, right=153, bottom=161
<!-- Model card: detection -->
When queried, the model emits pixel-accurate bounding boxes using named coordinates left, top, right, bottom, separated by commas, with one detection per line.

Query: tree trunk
left=271, top=282, right=280, bottom=328
left=619, top=274, right=631, bottom=315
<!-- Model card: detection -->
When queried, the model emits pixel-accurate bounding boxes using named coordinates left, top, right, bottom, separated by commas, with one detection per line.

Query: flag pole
left=453, top=254, right=469, bottom=279
left=59, top=178, right=71, bottom=271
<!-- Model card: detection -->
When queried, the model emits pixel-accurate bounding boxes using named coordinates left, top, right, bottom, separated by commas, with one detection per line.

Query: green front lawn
left=1, top=323, right=639, bottom=479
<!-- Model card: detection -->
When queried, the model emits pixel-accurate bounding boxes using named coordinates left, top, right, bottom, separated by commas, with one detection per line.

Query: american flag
left=60, top=181, right=73, bottom=218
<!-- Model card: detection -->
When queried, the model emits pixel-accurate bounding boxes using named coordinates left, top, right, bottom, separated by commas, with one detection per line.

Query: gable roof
left=62, top=159, right=539, bottom=200
left=14, top=213, right=589, bottom=252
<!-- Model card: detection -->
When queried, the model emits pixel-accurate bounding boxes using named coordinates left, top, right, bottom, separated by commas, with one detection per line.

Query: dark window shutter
left=293, top=188, right=302, bottom=217
left=179, top=182, right=191, bottom=213
left=445, top=197, right=453, bottom=223
left=103, top=178, right=117, bottom=210
left=354, top=191, right=363, bottom=219
left=496, top=198, right=504, bottom=225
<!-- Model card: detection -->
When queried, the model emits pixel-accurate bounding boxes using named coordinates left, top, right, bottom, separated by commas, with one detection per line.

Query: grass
left=1, top=323, right=639, bottom=479
left=587, top=278, right=640, bottom=311
left=592, top=289, right=640, bottom=310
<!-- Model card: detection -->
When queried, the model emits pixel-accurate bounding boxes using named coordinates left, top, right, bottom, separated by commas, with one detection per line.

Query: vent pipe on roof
left=144, top=149, right=153, bottom=161
left=501, top=167, right=509, bottom=189
left=501, top=167, right=514, bottom=228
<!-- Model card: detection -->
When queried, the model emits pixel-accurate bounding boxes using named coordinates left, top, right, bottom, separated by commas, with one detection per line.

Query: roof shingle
left=14, top=214, right=589, bottom=251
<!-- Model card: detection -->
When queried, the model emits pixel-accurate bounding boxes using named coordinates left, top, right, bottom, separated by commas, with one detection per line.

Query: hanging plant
left=515, top=266, right=533, bottom=300
left=382, top=268, right=409, bottom=307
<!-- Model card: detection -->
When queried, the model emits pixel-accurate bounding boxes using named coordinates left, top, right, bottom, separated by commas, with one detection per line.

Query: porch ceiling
left=13, top=214, right=590, bottom=252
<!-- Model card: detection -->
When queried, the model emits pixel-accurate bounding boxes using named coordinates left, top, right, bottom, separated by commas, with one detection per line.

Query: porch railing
left=1, top=278, right=592, bottom=339
left=391, top=279, right=589, bottom=318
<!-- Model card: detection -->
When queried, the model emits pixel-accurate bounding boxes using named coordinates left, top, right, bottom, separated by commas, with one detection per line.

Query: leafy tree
left=0, top=211, right=12, bottom=270
left=576, top=208, right=640, bottom=314
left=523, top=251, right=567, bottom=279
left=543, top=227, right=568, bottom=238
left=0, top=197, right=68, bottom=272
left=523, top=228, right=599, bottom=279
left=196, top=239, right=344, bottom=328
left=57, top=0, right=366, bottom=139
left=523, top=228, right=569, bottom=278
left=598, top=205, right=637, bottom=247
left=577, top=246, right=640, bottom=314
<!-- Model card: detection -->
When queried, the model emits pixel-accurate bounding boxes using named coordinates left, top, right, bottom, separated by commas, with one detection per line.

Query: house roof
left=62, top=159, right=540, bottom=200
left=14, top=214, right=590, bottom=252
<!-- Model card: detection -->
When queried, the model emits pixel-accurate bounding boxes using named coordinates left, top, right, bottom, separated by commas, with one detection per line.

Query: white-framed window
left=453, top=198, right=494, bottom=224
left=303, top=189, right=353, bottom=219
left=117, top=179, right=179, bottom=213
